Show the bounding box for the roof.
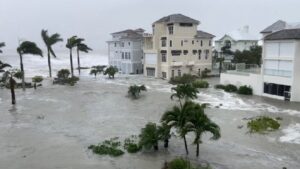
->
[111,28,144,39]
[217,26,258,41]
[196,30,215,39]
[111,28,144,35]
[264,29,300,40]
[154,14,199,24]
[260,20,287,33]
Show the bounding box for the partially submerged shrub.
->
[163,158,212,169]
[237,85,253,95]
[247,116,280,134]
[88,137,124,157]
[128,85,147,99]
[214,84,225,90]
[192,80,209,89]
[32,76,44,89]
[215,84,237,93]
[54,69,79,86]
[124,135,141,153]
[57,69,70,79]
[169,74,197,85]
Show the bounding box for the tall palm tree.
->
[139,122,160,151]
[161,101,195,155]
[66,36,82,77]
[76,41,92,74]
[186,103,221,157]
[0,60,11,72]
[17,41,43,91]
[0,42,5,53]
[41,29,63,78]
[171,84,199,107]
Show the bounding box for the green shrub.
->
[247,116,280,134]
[169,74,197,85]
[124,135,141,153]
[54,69,79,86]
[224,84,238,92]
[88,137,124,157]
[192,80,209,89]
[32,76,43,83]
[164,158,212,169]
[57,69,70,79]
[214,84,225,90]
[237,85,253,95]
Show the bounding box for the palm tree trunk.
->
[69,48,74,77]
[47,49,52,78]
[19,53,25,91]
[10,76,16,105]
[196,143,199,157]
[183,135,189,155]
[77,48,81,75]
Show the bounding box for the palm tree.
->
[0,42,5,53]
[158,123,171,148]
[104,66,118,79]
[76,41,92,74]
[1,69,22,105]
[0,60,11,72]
[186,103,221,157]
[66,36,82,77]
[171,84,199,107]
[41,29,63,78]
[89,65,106,78]
[139,122,160,151]
[17,41,43,91]
[128,85,147,99]
[161,101,195,155]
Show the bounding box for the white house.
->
[107,29,144,74]
[220,21,300,102]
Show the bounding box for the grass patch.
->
[88,137,124,157]
[162,158,212,169]
[124,135,141,153]
[247,116,280,134]
[237,85,253,95]
[192,80,209,89]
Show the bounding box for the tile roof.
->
[154,14,199,24]
[260,20,287,33]
[264,29,300,40]
[196,30,215,39]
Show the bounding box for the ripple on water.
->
[280,123,300,144]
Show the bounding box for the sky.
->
[1,0,300,54]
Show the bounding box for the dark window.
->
[162,72,167,78]
[128,52,131,59]
[264,83,291,97]
[122,52,124,59]
[193,50,197,55]
[181,40,183,46]
[171,50,182,56]
[209,40,212,46]
[162,53,167,62]
[161,37,167,47]
[178,70,181,77]
[201,40,203,46]
[114,43,117,47]
[128,42,131,46]
[172,70,175,77]
[170,40,172,47]
[192,40,194,45]
[198,50,202,60]
[168,25,174,35]
[205,50,209,59]
[183,50,188,55]
[146,68,155,77]
[198,69,201,76]
[179,23,193,27]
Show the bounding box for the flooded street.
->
[0,54,300,169]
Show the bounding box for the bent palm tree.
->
[0,61,11,72]
[171,84,199,107]
[66,36,82,77]
[186,103,220,157]
[76,40,92,74]
[161,101,195,155]
[0,42,5,53]
[41,29,63,78]
[104,66,118,79]
[17,41,43,91]
[89,65,106,78]
[139,122,160,151]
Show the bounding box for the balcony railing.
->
[264,69,292,78]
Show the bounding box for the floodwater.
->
[0,53,300,169]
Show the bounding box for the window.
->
[172,70,175,77]
[179,23,193,27]
[192,40,194,45]
[192,50,197,55]
[125,52,128,59]
[128,52,131,59]
[161,37,167,47]
[178,70,181,77]
[146,68,155,77]
[168,25,174,35]
[183,50,188,55]
[170,40,172,47]
[209,40,212,46]
[225,40,231,48]
[205,50,209,59]
[198,69,201,76]
[162,72,167,78]
[162,53,167,62]
[264,83,291,97]
[128,42,131,46]
[114,43,117,47]
[198,50,202,60]
[201,40,203,46]
[171,50,182,56]
[181,40,183,46]
[122,52,124,59]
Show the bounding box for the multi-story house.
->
[107,28,144,74]
[143,14,215,80]
[220,21,300,102]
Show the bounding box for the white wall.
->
[220,72,263,95]
[145,53,157,65]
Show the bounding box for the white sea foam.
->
[280,123,300,144]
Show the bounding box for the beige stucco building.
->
[143,14,215,80]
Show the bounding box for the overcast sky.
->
[1,0,300,53]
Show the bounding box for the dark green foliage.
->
[192,80,209,89]
[0,42,5,53]
[171,84,199,102]
[215,84,237,93]
[90,65,106,77]
[104,66,118,79]
[169,74,197,85]
[57,69,70,79]
[17,41,43,57]
[54,69,79,86]
[0,60,11,72]
[200,69,211,79]
[32,76,43,83]
[247,116,280,134]
[214,84,225,90]
[128,84,147,99]
[163,158,212,169]
[139,122,160,150]
[13,70,23,79]
[88,137,124,157]
[233,46,262,65]
[237,85,253,95]
[124,135,141,153]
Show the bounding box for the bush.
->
[224,84,237,92]
[57,69,70,79]
[124,135,141,153]
[214,84,225,90]
[163,158,212,169]
[54,69,79,86]
[88,137,124,157]
[32,76,43,83]
[192,80,209,89]
[169,74,197,85]
[237,85,253,95]
[247,116,280,134]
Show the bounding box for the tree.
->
[104,66,118,79]
[233,45,262,66]
[17,41,43,91]
[128,85,147,99]
[32,76,43,89]
[0,42,5,53]
[0,60,11,73]
[161,101,196,155]
[66,36,82,77]
[158,123,171,148]
[139,122,160,151]
[76,40,92,74]
[186,103,220,157]
[41,29,63,78]
[2,69,22,105]
[170,84,199,107]
[89,65,106,78]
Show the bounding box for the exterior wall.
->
[291,40,300,101]
[108,37,143,74]
[215,35,257,52]
[220,72,263,95]
[144,21,213,80]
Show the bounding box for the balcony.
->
[171,61,184,67]
[264,69,292,78]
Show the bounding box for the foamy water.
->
[280,124,300,144]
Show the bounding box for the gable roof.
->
[110,28,145,39]
[264,29,300,40]
[217,26,258,41]
[196,30,215,39]
[111,28,144,35]
[260,20,287,33]
[154,14,200,24]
